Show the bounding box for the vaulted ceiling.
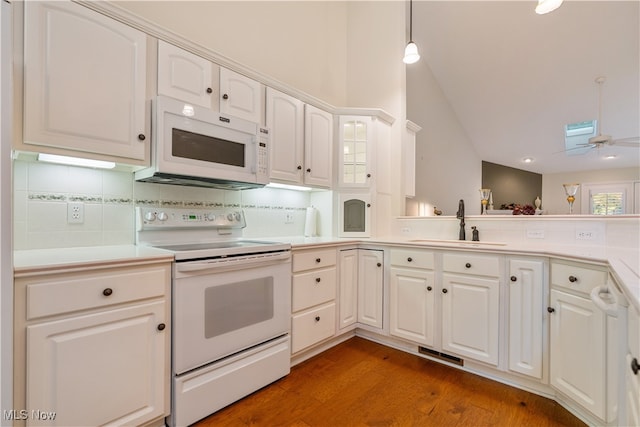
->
[410,1,639,174]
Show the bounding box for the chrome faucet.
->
[456,199,465,240]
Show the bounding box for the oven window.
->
[172,128,245,167]
[204,277,274,338]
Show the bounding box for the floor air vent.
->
[418,346,463,366]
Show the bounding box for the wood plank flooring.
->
[194,337,586,427]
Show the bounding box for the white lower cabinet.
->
[338,249,358,330]
[357,249,384,329]
[390,267,435,346]
[389,249,436,346]
[549,260,610,422]
[549,289,606,419]
[441,252,500,366]
[291,248,337,354]
[14,262,171,427]
[441,273,500,366]
[27,301,166,426]
[625,304,640,426]
[338,248,384,331]
[507,258,545,379]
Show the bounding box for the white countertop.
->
[284,236,640,313]
[13,238,639,312]
[14,245,174,276]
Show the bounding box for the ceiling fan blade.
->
[612,136,640,146]
[554,144,596,154]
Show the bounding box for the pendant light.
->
[535,0,563,15]
[403,0,420,64]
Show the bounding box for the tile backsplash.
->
[13,160,318,250]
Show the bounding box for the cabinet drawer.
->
[25,265,169,320]
[442,253,499,277]
[291,303,336,353]
[293,249,337,272]
[390,249,434,269]
[551,260,608,295]
[292,267,337,312]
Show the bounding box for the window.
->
[581,182,633,215]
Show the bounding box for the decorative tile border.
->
[132,198,307,211]
[27,192,308,211]
[28,193,133,205]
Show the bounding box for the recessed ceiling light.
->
[522,157,535,163]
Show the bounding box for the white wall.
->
[542,167,640,214]
[114,1,349,107]
[406,59,482,217]
[0,0,12,414]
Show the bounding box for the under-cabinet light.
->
[37,153,116,169]
[266,182,313,192]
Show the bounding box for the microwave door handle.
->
[176,252,290,274]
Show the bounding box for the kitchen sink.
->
[408,239,507,246]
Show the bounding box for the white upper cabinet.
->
[22,1,150,163]
[339,116,373,188]
[219,67,264,124]
[157,40,218,109]
[266,88,305,183]
[303,104,333,188]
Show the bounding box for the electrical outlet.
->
[526,229,545,239]
[67,202,84,224]
[576,230,595,240]
[285,212,294,224]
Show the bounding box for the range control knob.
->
[234,212,242,221]
[206,213,216,222]
[157,212,168,222]
[227,213,235,221]
[144,211,156,222]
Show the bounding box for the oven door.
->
[172,253,291,375]
[153,95,267,185]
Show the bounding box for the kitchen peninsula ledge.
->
[13,245,174,276]
[281,235,640,312]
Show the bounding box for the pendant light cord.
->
[409,0,414,42]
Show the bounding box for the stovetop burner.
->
[135,207,290,260]
[155,240,283,252]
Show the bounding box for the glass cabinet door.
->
[340,116,372,187]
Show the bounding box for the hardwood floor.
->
[194,337,586,427]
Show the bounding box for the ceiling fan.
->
[583,76,640,149]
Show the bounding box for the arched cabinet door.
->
[23,1,149,164]
[339,193,372,237]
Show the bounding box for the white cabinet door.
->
[23,1,149,162]
[549,289,606,420]
[338,249,358,330]
[626,353,640,427]
[219,67,263,123]
[157,40,218,109]
[26,301,167,427]
[508,259,544,379]
[304,105,333,188]
[390,267,435,346]
[441,273,500,366]
[357,249,383,329]
[266,88,305,184]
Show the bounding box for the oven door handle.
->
[175,251,291,274]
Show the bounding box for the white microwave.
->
[135,96,269,189]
